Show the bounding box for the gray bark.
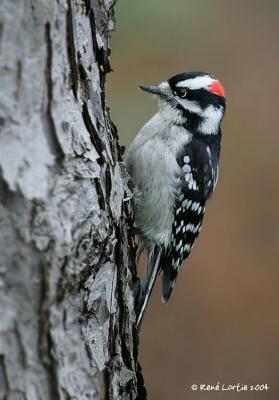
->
[0,1,145,399]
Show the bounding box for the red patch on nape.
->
[208,80,225,97]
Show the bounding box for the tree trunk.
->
[0,1,145,399]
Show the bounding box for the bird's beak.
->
[139,81,171,97]
[139,85,164,95]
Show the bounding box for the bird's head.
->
[140,71,226,134]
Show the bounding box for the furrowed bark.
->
[0,0,145,398]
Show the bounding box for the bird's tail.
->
[162,261,175,303]
[136,246,162,329]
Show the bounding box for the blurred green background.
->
[107,1,279,398]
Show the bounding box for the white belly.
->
[126,111,192,248]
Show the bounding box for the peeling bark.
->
[0,0,145,399]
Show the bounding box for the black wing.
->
[162,136,220,302]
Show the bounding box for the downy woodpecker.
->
[126,71,226,328]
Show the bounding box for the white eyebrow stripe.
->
[176,76,215,90]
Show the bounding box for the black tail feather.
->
[162,262,174,303]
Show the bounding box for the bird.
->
[125,71,226,328]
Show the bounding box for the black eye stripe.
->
[172,87,225,110]
[187,88,225,108]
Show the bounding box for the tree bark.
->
[0,1,145,399]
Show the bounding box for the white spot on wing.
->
[182,164,191,173]
[186,223,200,233]
[198,206,203,214]
[185,173,192,182]
[173,259,180,270]
[191,202,200,211]
[176,240,182,251]
[182,199,188,208]
[183,243,192,252]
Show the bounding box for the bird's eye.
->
[175,88,188,98]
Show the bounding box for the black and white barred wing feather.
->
[162,140,218,302]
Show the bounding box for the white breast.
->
[126,110,192,249]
